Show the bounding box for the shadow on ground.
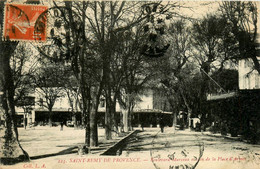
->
[124,130,234,152]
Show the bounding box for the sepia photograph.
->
[0,0,259,169]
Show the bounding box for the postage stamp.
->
[2,3,48,41]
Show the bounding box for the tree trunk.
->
[81,111,84,127]
[78,83,90,145]
[104,74,113,139]
[105,97,112,140]
[81,87,90,146]
[23,108,27,130]
[0,42,30,164]
[23,117,26,130]
[89,101,98,147]
[172,112,177,133]
[122,109,128,132]
[66,90,78,129]
[121,101,133,132]
[70,99,77,129]
[48,110,52,127]
[199,62,210,127]
[111,100,118,136]
[72,113,77,129]
[179,86,192,129]
[128,109,133,131]
[89,82,102,147]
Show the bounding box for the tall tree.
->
[220,1,259,74]
[192,14,235,127]
[0,0,34,164]
[11,44,38,105]
[148,20,193,128]
[11,44,38,129]
[35,1,186,145]
[117,26,154,132]
[34,62,67,127]
[63,76,80,129]
[36,1,91,145]
[84,1,147,140]
[90,1,178,136]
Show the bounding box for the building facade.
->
[15,88,173,128]
[238,57,260,89]
[206,36,260,142]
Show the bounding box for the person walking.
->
[60,121,64,131]
[141,121,144,131]
[159,116,164,133]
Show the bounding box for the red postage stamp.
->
[3,3,48,41]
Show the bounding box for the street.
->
[123,127,260,169]
[1,126,260,169]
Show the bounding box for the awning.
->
[133,109,172,114]
[207,92,237,101]
[133,109,162,113]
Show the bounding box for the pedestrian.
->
[60,121,63,131]
[141,122,144,131]
[159,116,164,133]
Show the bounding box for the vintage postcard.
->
[0,0,259,169]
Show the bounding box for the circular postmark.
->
[150,128,204,169]
[35,5,82,61]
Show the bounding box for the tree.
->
[96,1,183,135]
[0,34,29,164]
[35,1,191,145]
[210,69,238,92]
[34,62,67,127]
[10,44,38,129]
[36,1,92,145]
[0,0,35,164]
[11,44,36,103]
[116,26,153,132]
[192,14,236,127]
[83,1,148,140]
[63,76,80,129]
[147,19,194,129]
[220,1,259,74]
[81,1,184,139]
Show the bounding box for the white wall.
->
[134,89,153,110]
[34,88,71,111]
[239,58,260,90]
[34,87,155,113]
